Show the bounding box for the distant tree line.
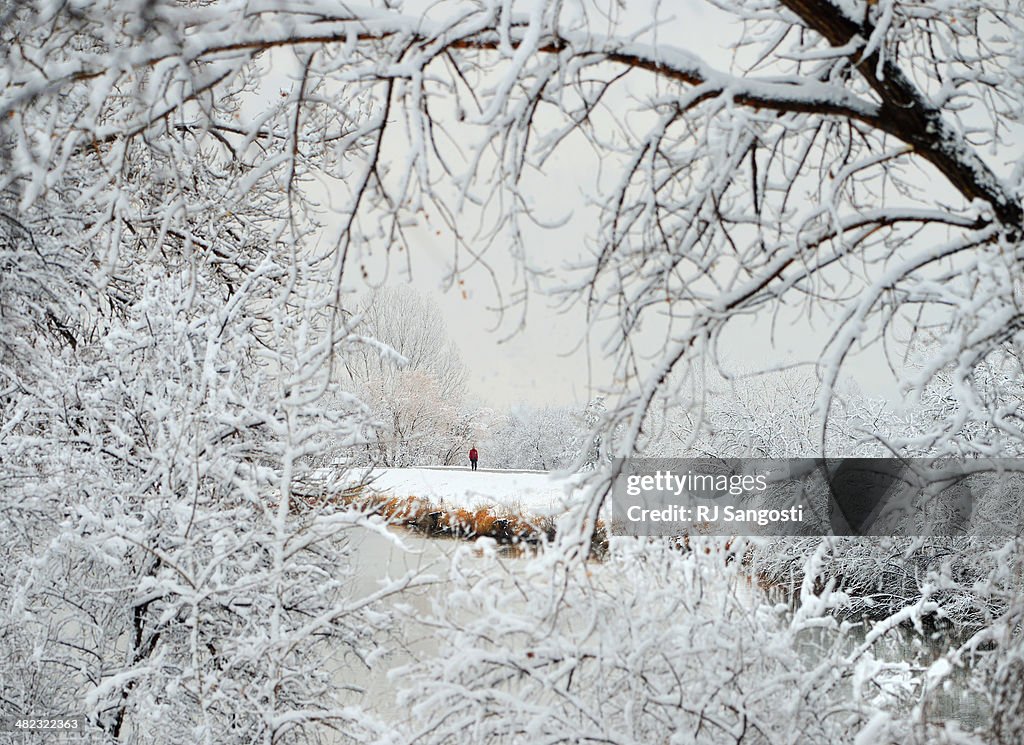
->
[334,286,1024,471]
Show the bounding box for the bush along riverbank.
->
[748,536,1011,638]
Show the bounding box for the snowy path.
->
[347,466,582,516]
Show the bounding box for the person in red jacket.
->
[469,447,479,471]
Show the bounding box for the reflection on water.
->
[337,528,990,733]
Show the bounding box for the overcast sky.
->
[329,0,909,410]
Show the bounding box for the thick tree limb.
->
[779,0,1024,234]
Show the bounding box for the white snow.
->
[349,466,581,515]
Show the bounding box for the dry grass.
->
[334,490,612,553]
[288,481,607,554]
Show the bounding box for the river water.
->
[336,527,989,735]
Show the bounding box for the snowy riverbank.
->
[349,466,582,515]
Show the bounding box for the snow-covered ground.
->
[348,466,582,516]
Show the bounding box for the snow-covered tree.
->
[0,5,429,740]
[0,257,419,742]
[641,367,885,458]
[487,404,579,470]
[894,342,1024,458]
[344,286,468,466]
[440,405,497,466]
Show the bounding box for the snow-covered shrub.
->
[0,270,415,743]
[751,537,1013,634]
[395,538,932,744]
